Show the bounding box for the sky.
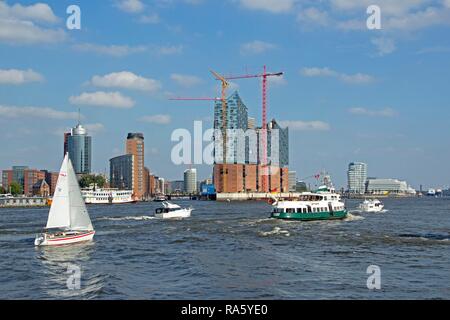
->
[0,0,450,189]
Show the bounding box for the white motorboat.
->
[358,199,384,213]
[35,154,95,246]
[155,201,192,219]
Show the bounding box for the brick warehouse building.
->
[213,91,290,193]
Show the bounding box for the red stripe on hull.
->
[47,231,95,242]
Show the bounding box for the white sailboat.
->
[35,154,95,246]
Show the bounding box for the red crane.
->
[223,65,284,192]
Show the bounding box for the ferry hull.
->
[271,210,347,221]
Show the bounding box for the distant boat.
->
[153,194,166,202]
[359,199,384,212]
[427,189,436,196]
[34,154,95,246]
[82,188,135,204]
[155,201,192,219]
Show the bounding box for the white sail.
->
[67,157,93,231]
[45,154,93,231]
[46,154,71,229]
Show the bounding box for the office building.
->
[347,162,367,194]
[184,168,198,194]
[63,132,71,157]
[1,170,13,191]
[67,124,92,175]
[23,169,45,196]
[366,178,416,195]
[126,133,145,199]
[170,180,185,193]
[110,154,134,191]
[288,171,297,192]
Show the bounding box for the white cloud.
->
[383,6,450,31]
[238,0,296,13]
[115,0,145,13]
[330,0,427,16]
[170,73,203,88]
[301,67,337,77]
[90,71,162,93]
[268,74,287,86]
[0,105,79,120]
[69,92,135,109]
[279,120,331,131]
[301,67,375,84]
[138,13,161,24]
[156,45,183,55]
[140,114,172,124]
[0,18,66,45]
[73,43,183,57]
[349,107,397,117]
[72,43,147,57]
[371,37,396,56]
[297,7,330,26]
[84,123,105,135]
[240,40,277,55]
[0,69,43,85]
[340,73,374,84]
[0,2,58,23]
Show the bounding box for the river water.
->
[0,197,449,299]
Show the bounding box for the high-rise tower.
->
[67,124,92,175]
[126,133,145,199]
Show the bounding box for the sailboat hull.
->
[35,231,95,246]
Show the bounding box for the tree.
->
[9,182,23,195]
[79,174,106,189]
[0,186,6,194]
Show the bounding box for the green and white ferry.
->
[270,186,347,221]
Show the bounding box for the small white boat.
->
[153,194,166,202]
[35,154,95,246]
[155,201,192,219]
[358,199,384,212]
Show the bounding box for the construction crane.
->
[209,70,232,193]
[222,65,283,192]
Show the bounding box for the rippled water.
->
[0,197,449,299]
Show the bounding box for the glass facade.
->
[110,154,134,190]
[67,124,92,175]
[347,162,368,194]
[214,91,249,164]
[267,120,289,168]
[12,166,28,189]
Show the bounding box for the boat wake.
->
[398,233,450,242]
[96,216,155,221]
[344,213,365,222]
[259,227,290,237]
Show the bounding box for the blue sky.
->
[0,0,449,189]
